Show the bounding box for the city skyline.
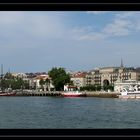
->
[1,11,140,73]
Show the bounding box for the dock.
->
[15,90,62,96]
[14,90,120,98]
[118,95,140,99]
[85,91,119,98]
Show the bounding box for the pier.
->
[15,90,62,97]
[85,91,119,98]
[14,90,120,98]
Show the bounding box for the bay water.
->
[0,96,140,128]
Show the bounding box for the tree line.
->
[0,68,114,91]
[0,72,29,91]
[80,85,114,91]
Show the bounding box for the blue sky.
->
[1,11,140,73]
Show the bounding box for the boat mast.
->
[121,58,124,68]
[1,64,3,78]
[0,64,3,91]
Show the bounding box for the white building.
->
[114,79,140,93]
[64,85,78,91]
[71,72,87,88]
[12,73,27,78]
[29,74,54,91]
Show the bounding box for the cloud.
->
[74,31,106,41]
[103,18,132,36]
[87,11,108,14]
[0,11,67,48]
[0,12,22,24]
[72,26,94,34]
[73,12,140,41]
[115,12,137,19]
[103,12,140,37]
[2,11,139,43]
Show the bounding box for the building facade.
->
[29,74,54,91]
[70,72,87,89]
[85,66,140,87]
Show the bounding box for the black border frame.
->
[0,3,140,11]
[0,2,140,138]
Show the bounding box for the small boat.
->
[0,91,16,96]
[61,91,86,97]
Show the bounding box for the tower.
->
[119,59,124,82]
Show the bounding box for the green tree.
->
[48,67,70,91]
[4,72,14,79]
[39,79,45,90]
[0,74,30,91]
[45,78,50,91]
[96,85,102,91]
[103,84,114,91]
[80,85,102,91]
[24,81,30,89]
[108,84,114,91]
[0,79,8,91]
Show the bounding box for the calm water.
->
[0,96,140,128]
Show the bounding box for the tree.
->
[45,78,50,91]
[48,67,70,91]
[103,84,114,91]
[0,79,8,91]
[39,79,45,90]
[108,84,114,91]
[4,72,14,79]
[96,85,102,91]
[80,85,102,91]
[0,74,30,91]
[24,80,30,89]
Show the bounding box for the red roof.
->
[72,72,87,78]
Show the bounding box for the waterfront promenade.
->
[14,90,119,98]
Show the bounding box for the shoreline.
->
[85,91,119,98]
[13,90,120,98]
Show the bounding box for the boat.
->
[119,85,140,99]
[63,84,86,97]
[0,90,16,96]
[61,91,86,97]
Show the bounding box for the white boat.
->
[119,85,140,99]
[61,91,86,97]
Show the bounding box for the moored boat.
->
[63,84,86,97]
[61,91,86,97]
[0,91,16,96]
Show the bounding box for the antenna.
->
[0,64,3,92]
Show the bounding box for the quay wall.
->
[14,90,120,98]
[15,91,62,96]
[85,92,120,98]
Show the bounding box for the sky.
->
[1,11,140,73]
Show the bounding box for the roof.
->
[72,72,87,78]
[34,75,51,80]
